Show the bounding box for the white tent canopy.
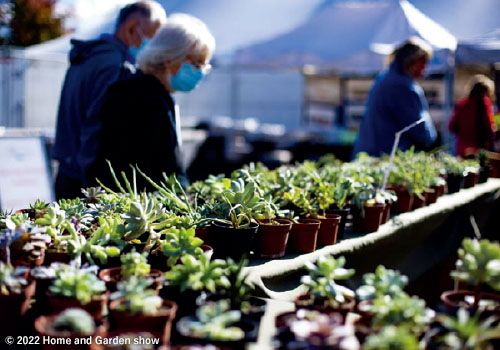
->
[235,0,457,75]
[456,28,500,65]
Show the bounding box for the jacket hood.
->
[69,36,126,64]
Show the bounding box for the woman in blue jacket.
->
[353,37,438,157]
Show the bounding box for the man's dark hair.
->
[115,1,152,30]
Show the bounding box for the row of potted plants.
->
[275,237,500,349]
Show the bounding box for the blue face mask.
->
[129,37,150,61]
[169,63,204,92]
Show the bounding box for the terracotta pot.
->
[195,227,212,246]
[315,214,341,247]
[440,290,500,315]
[381,201,393,224]
[327,207,350,241]
[47,292,109,321]
[99,267,163,292]
[287,219,321,254]
[411,194,426,209]
[427,186,440,204]
[294,293,355,320]
[255,219,292,258]
[352,204,385,233]
[489,152,500,178]
[109,299,178,345]
[0,280,36,335]
[464,172,479,188]
[446,173,464,194]
[211,221,259,260]
[387,186,414,213]
[12,247,46,268]
[34,313,107,350]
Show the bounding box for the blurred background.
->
[0,0,499,208]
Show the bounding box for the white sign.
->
[0,137,54,211]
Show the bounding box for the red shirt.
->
[449,96,496,157]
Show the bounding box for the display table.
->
[246,178,500,350]
[246,178,500,302]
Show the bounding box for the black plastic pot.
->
[327,207,350,241]
[211,221,259,260]
[446,173,464,194]
[478,165,490,183]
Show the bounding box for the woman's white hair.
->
[137,13,215,72]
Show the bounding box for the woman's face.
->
[165,51,211,92]
[409,56,427,79]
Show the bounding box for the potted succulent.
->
[356,265,409,315]
[34,308,107,350]
[213,258,266,321]
[163,253,230,317]
[463,160,481,188]
[47,264,108,320]
[18,198,50,220]
[328,179,352,241]
[286,216,321,254]
[99,249,162,291]
[0,262,34,333]
[1,219,50,267]
[207,179,261,260]
[423,308,500,350]
[176,299,258,347]
[109,277,177,345]
[297,255,356,317]
[369,292,435,336]
[152,227,205,270]
[478,149,491,183]
[441,154,467,194]
[254,195,292,259]
[351,183,386,233]
[441,238,500,313]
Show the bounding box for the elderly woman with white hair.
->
[84,14,215,190]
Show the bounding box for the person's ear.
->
[124,18,141,46]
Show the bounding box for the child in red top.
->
[449,74,497,157]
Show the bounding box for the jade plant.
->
[159,227,204,267]
[50,308,96,335]
[356,265,409,301]
[111,277,162,315]
[49,265,106,304]
[300,255,356,307]
[164,253,230,294]
[450,238,500,310]
[0,262,28,295]
[177,299,245,341]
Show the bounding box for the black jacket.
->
[84,71,187,192]
[52,35,134,180]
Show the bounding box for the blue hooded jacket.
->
[352,60,437,158]
[52,35,135,180]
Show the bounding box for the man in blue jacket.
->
[352,37,438,158]
[52,1,166,200]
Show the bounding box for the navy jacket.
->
[52,35,135,180]
[352,61,437,157]
[84,72,188,191]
